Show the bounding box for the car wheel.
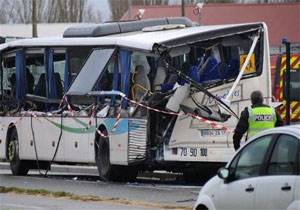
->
[196,204,208,210]
[8,128,29,176]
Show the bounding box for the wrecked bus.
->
[0,18,271,181]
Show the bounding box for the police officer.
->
[233,90,283,150]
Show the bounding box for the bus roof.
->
[0,22,264,53]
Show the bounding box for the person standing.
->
[233,90,283,150]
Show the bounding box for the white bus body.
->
[0,18,271,181]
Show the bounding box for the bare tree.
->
[109,0,169,21]
[13,0,32,23]
[46,0,59,23]
[0,0,101,24]
[32,0,38,37]
[179,0,235,3]
[132,0,169,5]
[109,0,128,21]
[45,0,101,23]
[0,0,10,23]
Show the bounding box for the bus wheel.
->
[95,130,137,182]
[7,128,29,176]
[96,133,116,181]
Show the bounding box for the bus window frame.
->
[23,47,67,98]
[164,30,264,90]
[0,48,23,113]
[66,46,95,84]
[67,47,116,96]
[24,47,47,97]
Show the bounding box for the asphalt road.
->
[0,193,156,210]
[0,163,201,209]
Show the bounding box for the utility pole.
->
[181,0,185,17]
[283,38,291,125]
[128,0,132,19]
[32,0,38,37]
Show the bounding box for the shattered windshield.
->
[166,29,263,88]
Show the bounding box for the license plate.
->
[200,129,226,137]
[179,147,208,157]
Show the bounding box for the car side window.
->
[267,135,299,175]
[233,135,272,180]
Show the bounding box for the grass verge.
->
[0,186,191,210]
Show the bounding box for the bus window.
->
[131,52,152,101]
[52,49,65,99]
[167,32,263,88]
[2,55,16,98]
[89,57,120,117]
[97,63,114,92]
[23,48,66,111]
[221,34,262,80]
[68,47,93,84]
[24,49,47,111]
[1,52,17,113]
[67,48,115,106]
[25,49,46,96]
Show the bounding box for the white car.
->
[194,125,300,210]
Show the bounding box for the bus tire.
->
[95,132,117,181]
[7,128,29,176]
[95,129,138,182]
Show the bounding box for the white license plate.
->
[200,129,226,137]
[179,147,208,157]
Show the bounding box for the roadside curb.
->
[0,162,98,175]
[0,162,10,170]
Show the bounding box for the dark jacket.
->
[233,104,283,150]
